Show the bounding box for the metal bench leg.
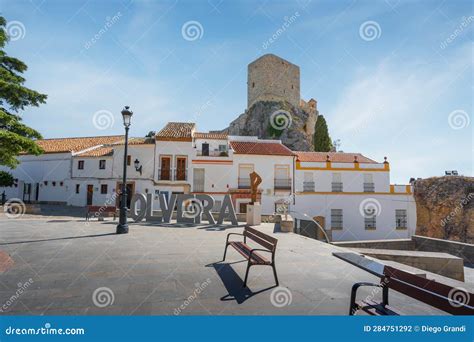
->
[272,263,279,286]
[222,243,229,261]
[243,261,252,288]
[349,283,361,315]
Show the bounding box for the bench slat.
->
[229,242,270,264]
[245,226,278,244]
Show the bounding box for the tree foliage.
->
[0,170,14,187]
[313,115,332,152]
[0,16,46,168]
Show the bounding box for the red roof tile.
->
[193,132,228,140]
[156,122,195,141]
[230,141,294,156]
[34,136,123,154]
[295,152,378,164]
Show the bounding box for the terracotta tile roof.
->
[111,137,155,145]
[75,147,114,157]
[230,141,294,156]
[156,122,195,141]
[193,132,228,140]
[34,135,123,154]
[295,152,378,164]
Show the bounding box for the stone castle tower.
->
[247,54,300,108]
[224,54,319,151]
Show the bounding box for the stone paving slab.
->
[0,217,469,315]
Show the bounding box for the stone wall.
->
[248,54,300,108]
[413,176,474,243]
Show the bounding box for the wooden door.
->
[176,157,186,180]
[87,185,93,205]
[161,157,171,180]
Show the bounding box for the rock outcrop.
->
[414,176,474,243]
[222,100,317,151]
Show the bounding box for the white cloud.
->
[328,43,472,182]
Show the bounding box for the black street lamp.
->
[116,106,133,234]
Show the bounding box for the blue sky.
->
[1,0,472,183]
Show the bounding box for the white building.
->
[0,122,415,242]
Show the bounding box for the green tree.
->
[0,170,14,187]
[313,115,332,152]
[0,16,46,168]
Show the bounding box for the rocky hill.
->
[221,100,317,151]
[414,176,474,243]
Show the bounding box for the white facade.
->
[0,122,416,242]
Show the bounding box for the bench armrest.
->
[350,282,388,315]
[225,233,244,244]
[249,248,273,261]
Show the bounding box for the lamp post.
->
[116,106,133,234]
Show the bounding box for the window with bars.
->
[395,209,407,229]
[331,209,343,230]
[365,216,376,230]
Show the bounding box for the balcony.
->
[303,181,315,192]
[363,182,375,192]
[174,169,187,181]
[238,177,250,189]
[158,169,187,181]
[274,178,292,191]
[158,169,172,181]
[196,150,229,157]
[331,182,343,192]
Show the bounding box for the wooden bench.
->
[85,206,117,221]
[333,252,474,315]
[223,226,279,288]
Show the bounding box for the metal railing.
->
[196,150,229,157]
[274,178,292,190]
[332,182,343,192]
[174,169,187,181]
[158,169,171,181]
[363,182,375,192]
[238,177,250,189]
[303,181,315,192]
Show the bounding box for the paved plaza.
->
[0,214,470,315]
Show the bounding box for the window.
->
[127,155,131,166]
[78,160,84,170]
[274,165,291,190]
[363,174,375,192]
[365,217,376,230]
[75,184,80,194]
[332,173,342,192]
[238,164,254,189]
[218,144,227,152]
[303,172,314,192]
[99,160,106,169]
[193,168,205,192]
[101,184,108,194]
[331,209,343,230]
[252,82,255,88]
[396,209,407,229]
